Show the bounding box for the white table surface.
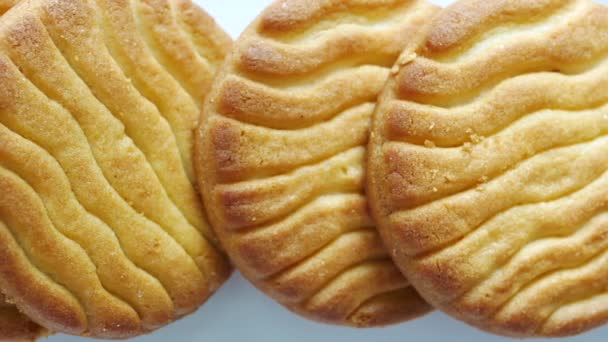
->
[47,0,608,341]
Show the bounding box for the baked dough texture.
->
[0,1,17,15]
[0,0,231,338]
[0,5,47,342]
[0,295,46,342]
[1,4,43,342]
[368,0,608,337]
[196,0,437,327]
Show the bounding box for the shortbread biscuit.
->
[195,0,437,327]
[369,0,608,337]
[0,0,231,338]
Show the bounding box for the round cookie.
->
[195,0,437,327]
[368,0,608,337]
[0,0,231,338]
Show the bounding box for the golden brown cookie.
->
[0,0,231,338]
[195,0,437,327]
[368,0,608,337]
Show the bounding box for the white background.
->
[48,0,608,341]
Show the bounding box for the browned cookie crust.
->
[196,0,437,327]
[0,4,39,341]
[369,0,608,337]
[0,294,47,342]
[0,4,48,342]
[0,0,231,338]
[1,4,42,342]
[0,1,17,15]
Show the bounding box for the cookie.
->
[0,0,231,338]
[368,0,608,337]
[195,0,437,327]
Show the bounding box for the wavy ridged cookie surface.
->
[369,0,608,337]
[195,0,437,327]
[0,0,231,338]
[0,4,47,342]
